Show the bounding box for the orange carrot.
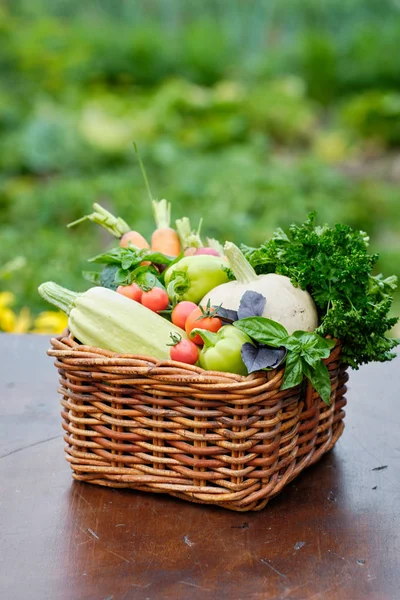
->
[120,231,150,249]
[133,143,180,257]
[151,199,181,256]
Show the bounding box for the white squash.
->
[202,242,318,334]
[38,282,187,359]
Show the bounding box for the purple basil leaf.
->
[212,305,238,323]
[238,290,266,320]
[241,343,287,374]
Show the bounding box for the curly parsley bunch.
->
[244,212,398,368]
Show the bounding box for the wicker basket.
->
[48,336,348,511]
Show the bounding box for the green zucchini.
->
[38,282,187,360]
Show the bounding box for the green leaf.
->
[114,268,131,285]
[82,271,102,285]
[284,331,334,361]
[291,331,332,350]
[132,269,159,291]
[325,338,336,350]
[141,252,175,265]
[88,248,126,265]
[121,253,137,270]
[281,351,303,390]
[233,317,288,347]
[246,214,398,369]
[280,336,302,352]
[303,361,332,405]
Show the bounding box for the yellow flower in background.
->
[0,291,15,308]
[11,307,32,333]
[0,292,20,332]
[0,292,32,333]
[32,311,68,334]
[0,307,18,332]
[0,291,66,334]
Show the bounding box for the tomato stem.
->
[167,332,182,346]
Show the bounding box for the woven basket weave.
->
[48,336,348,511]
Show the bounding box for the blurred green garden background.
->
[1,0,399,333]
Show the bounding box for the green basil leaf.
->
[88,248,126,265]
[325,338,336,350]
[281,351,303,390]
[292,331,332,352]
[134,271,158,291]
[233,317,288,347]
[303,361,332,405]
[121,254,138,270]
[280,336,302,352]
[302,351,323,368]
[114,268,131,285]
[128,265,160,291]
[141,251,175,265]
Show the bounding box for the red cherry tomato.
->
[171,301,198,329]
[141,287,169,313]
[170,338,199,365]
[185,306,223,345]
[116,283,143,303]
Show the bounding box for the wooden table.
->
[1,334,399,600]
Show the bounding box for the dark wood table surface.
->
[1,334,399,600]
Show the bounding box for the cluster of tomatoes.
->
[116,283,222,365]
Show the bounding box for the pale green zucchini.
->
[38,282,187,360]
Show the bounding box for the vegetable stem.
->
[38,282,79,315]
[224,242,257,284]
[133,142,154,203]
[176,217,203,249]
[191,328,218,348]
[152,199,171,230]
[206,238,224,255]
[68,203,130,237]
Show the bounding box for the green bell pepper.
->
[191,325,252,375]
[164,255,230,304]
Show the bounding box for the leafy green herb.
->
[234,316,335,404]
[243,212,398,368]
[303,361,332,405]
[85,246,173,292]
[83,265,119,290]
[241,342,287,374]
[234,316,288,347]
[237,290,266,319]
[281,350,303,390]
[89,247,173,267]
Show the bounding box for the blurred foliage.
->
[0,0,399,332]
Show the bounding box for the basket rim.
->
[48,333,342,386]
